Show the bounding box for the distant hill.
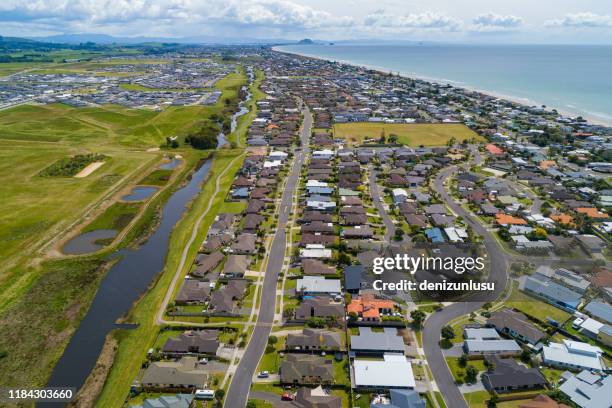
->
[297,38,314,45]
[29,33,300,45]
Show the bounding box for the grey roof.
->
[523,275,582,308]
[350,327,405,353]
[286,328,342,350]
[344,264,364,291]
[481,356,547,391]
[141,356,207,388]
[136,394,194,408]
[371,389,425,408]
[559,370,612,408]
[464,339,521,353]
[162,330,219,355]
[584,301,612,325]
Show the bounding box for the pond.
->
[62,229,118,255]
[121,186,159,202]
[159,158,181,170]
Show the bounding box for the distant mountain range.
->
[27,33,304,45]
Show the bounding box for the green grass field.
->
[332,122,483,147]
[0,62,250,395]
[445,357,487,382]
[504,282,571,324]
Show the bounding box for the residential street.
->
[422,161,509,408]
[224,103,311,408]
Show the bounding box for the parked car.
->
[257,371,269,378]
[281,392,294,401]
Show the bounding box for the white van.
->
[194,389,215,400]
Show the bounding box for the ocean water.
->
[276,44,612,125]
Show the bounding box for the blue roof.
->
[307,186,334,195]
[585,301,612,324]
[425,228,445,243]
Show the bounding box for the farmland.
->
[332,122,483,147]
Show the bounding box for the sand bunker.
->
[74,161,105,178]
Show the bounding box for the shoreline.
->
[272,46,612,127]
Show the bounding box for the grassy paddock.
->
[333,122,483,147]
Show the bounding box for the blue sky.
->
[1,0,612,44]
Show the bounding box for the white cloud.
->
[471,13,523,31]
[545,12,612,28]
[0,0,353,33]
[363,10,463,31]
[214,0,353,29]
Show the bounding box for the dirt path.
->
[155,152,245,325]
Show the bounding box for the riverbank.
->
[94,149,245,407]
[273,45,612,127]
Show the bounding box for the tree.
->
[268,335,278,345]
[393,228,405,241]
[458,354,468,367]
[410,310,426,330]
[441,325,455,341]
[520,349,532,364]
[215,389,225,401]
[465,365,478,383]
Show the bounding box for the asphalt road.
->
[368,166,396,242]
[422,163,509,408]
[224,103,311,408]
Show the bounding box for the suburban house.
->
[140,356,208,389]
[463,328,521,356]
[522,274,582,311]
[344,264,364,293]
[222,255,250,277]
[293,386,342,408]
[559,370,611,408]
[279,354,334,385]
[347,295,396,322]
[370,389,426,408]
[542,339,604,371]
[487,308,546,345]
[175,279,211,305]
[481,356,547,393]
[352,353,415,390]
[296,276,341,296]
[350,327,405,355]
[161,330,219,356]
[295,296,345,320]
[286,328,342,351]
[132,394,193,408]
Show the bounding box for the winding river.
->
[44,159,213,406]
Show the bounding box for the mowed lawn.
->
[333,122,483,147]
[504,282,571,324]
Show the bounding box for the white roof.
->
[543,341,603,371]
[392,188,408,196]
[578,318,604,335]
[306,179,329,187]
[353,353,415,388]
[299,248,332,259]
[464,328,500,340]
[465,339,521,353]
[263,160,283,168]
[296,276,340,293]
